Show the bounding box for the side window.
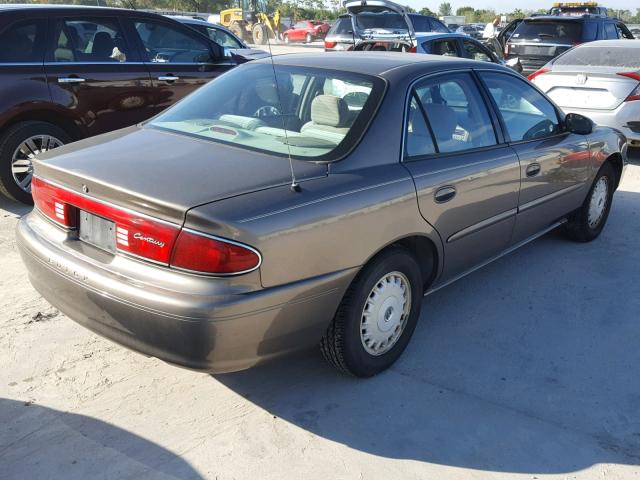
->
[53,18,128,63]
[604,23,618,39]
[481,72,560,142]
[333,18,352,35]
[616,23,634,39]
[135,21,213,63]
[409,73,497,155]
[294,22,307,29]
[429,19,449,33]
[405,95,436,158]
[0,19,45,63]
[462,40,492,62]
[431,39,459,57]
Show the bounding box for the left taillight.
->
[407,46,417,53]
[528,68,550,82]
[32,177,76,228]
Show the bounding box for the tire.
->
[564,162,615,242]
[321,247,424,377]
[305,33,313,44]
[283,33,289,44]
[252,23,268,45]
[0,121,70,204]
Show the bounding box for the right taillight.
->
[324,40,336,49]
[617,72,640,102]
[170,229,260,275]
[528,68,550,82]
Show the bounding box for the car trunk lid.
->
[344,0,414,44]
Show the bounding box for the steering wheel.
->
[523,119,554,141]
[254,105,281,117]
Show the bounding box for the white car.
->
[530,40,640,147]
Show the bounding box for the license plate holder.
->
[78,210,116,254]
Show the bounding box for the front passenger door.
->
[480,71,591,243]
[131,19,234,115]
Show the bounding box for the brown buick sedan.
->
[18,53,627,377]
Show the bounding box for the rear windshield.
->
[511,20,583,43]
[554,45,640,68]
[409,15,431,32]
[149,64,385,161]
[355,13,408,31]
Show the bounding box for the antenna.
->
[264,23,301,192]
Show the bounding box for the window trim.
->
[474,68,568,146]
[401,68,504,163]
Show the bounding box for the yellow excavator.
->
[220,0,281,45]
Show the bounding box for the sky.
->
[401,0,638,13]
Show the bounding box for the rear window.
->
[511,20,583,43]
[149,64,385,161]
[329,17,352,35]
[355,13,407,31]
[554,45,640,68]
[0,19,45,63]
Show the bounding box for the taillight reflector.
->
[617,72,640,102]
[617,71,640,82]
[324,40,336,49]
[528,68,550,81]
[31,177,261,275]
[170,229,260,275]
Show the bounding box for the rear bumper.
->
[562,104,640,145]
[17,212,357,373]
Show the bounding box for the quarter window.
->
[135,21,213,63]
[0,19,45,63]
[430,39,458,57]
[406,72,497,157]
[481,72,560,142]
[207,27,242,49]
[463,40,492,62]
[53,18,129,63]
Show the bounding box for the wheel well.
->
[2,111,83,142]
[379,236,438,293]
[606,153,623,189]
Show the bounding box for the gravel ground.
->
[1,151,639,479]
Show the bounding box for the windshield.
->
[554,45,640,68]
[149,64,385,160]
[355,13,408,31]
[511,20,583,43]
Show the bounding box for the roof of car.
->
[415,32,471,41]
[259,52,499,76]
[576,39,640,48]
[523,15,599,21]
[0,4,124,11]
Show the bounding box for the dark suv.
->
[499,14,634,76]
[0,5,246,203]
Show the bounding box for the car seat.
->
[423,103,462,152]
[91,31,116,60]
[300,95,351,145]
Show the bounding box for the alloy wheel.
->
[11,135,64,193]
[587,176,609,228]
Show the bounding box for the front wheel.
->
[321,247,424,377]
[564,162,615,242]
[305,33,313,44]
[0,121,70,204]
[283,33,289,44]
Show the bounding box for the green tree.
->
[419,6,435,16]
[456,6,475,22]
[438,2,452,17]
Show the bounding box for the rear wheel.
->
[564,162,615,242]
[321,247,424,377]
[305,33,313,43]
[0,121,70,204]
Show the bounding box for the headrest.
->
[424,103,457,142]
[92,32,115,57]
[311,95,349,128]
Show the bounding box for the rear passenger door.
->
[402,71,521,281]
[479,71,591,243]
[45,15,153,136]
[131,17,234,114]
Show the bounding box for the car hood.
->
[34,126,327,224]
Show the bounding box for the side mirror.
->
[565,113,593,135]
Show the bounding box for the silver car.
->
[531,40,640,147]
[17,53,627,377]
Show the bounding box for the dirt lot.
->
[1,149,640,479]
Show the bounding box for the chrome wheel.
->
[12,135,63,193]
[360,271,411,356]
[587,176,609,228]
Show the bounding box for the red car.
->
[283,20,330,44]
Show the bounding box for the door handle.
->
[58,77,85,84]
[434,186,456,203]
[158,75,180,82]
[526,163,541,177]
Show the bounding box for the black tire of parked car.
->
[321,247,423,377]
[305,33,313,44]
[564,162,616,242]
[0,121,71,204]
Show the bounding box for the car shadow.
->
[0,195,31,217]
[0,398,203,479]
[215,189,640,475]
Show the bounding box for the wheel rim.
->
[11,135,64,193]
[360,271,411,356]
[587,176,609,228]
